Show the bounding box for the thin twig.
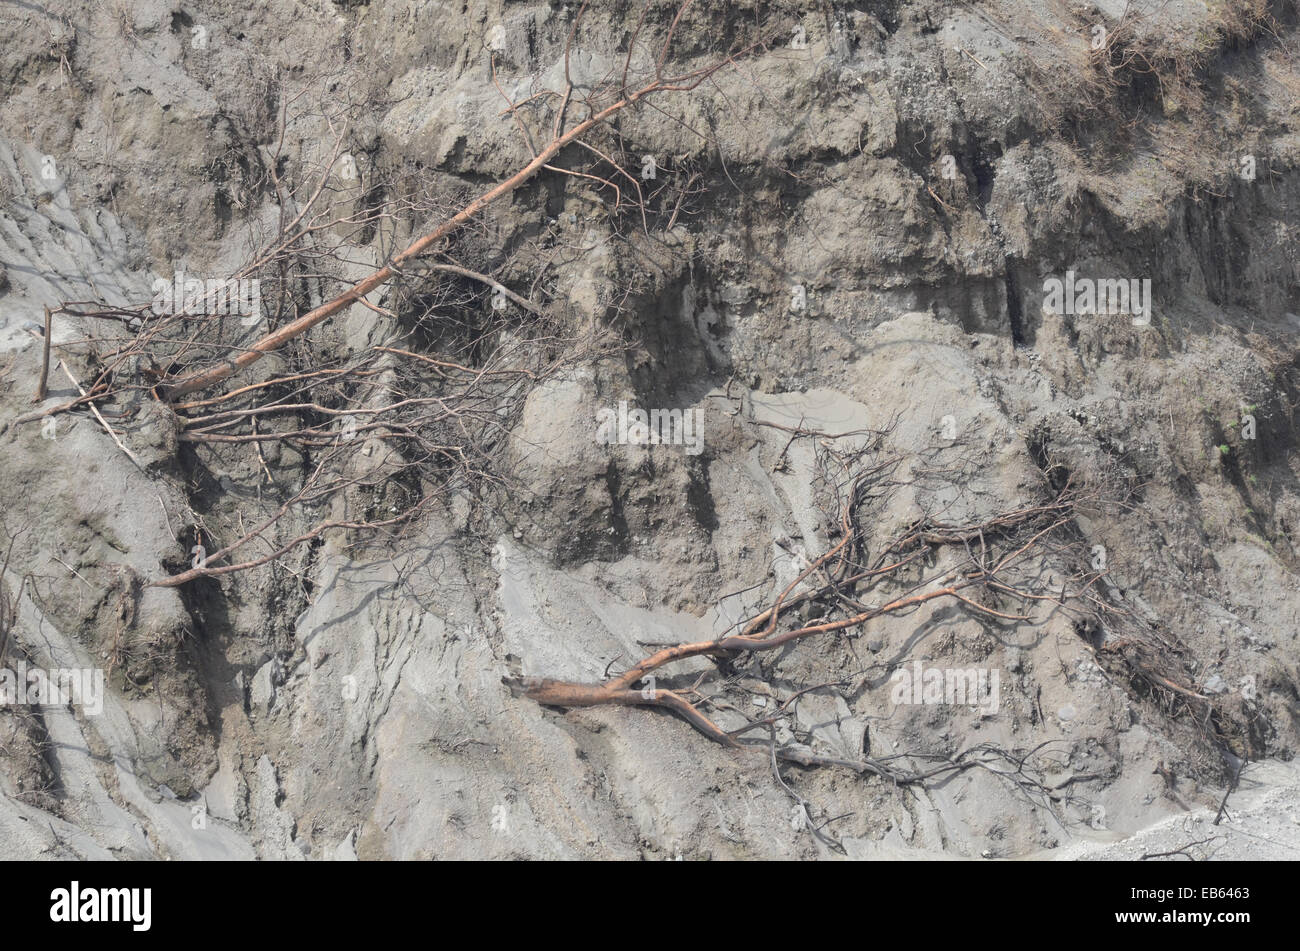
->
[58,360,144,470]
[33,305,51,403]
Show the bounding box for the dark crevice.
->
[1005,262,1025,346]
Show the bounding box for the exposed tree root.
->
[516,428,1111,841]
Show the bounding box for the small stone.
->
[250,660,280,715]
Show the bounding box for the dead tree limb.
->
[519,435,1093,795]
[160,11,772,400]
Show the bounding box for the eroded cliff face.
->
[0,0,1298,860]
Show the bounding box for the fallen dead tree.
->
[16,1,779,588]
[508,426,1111,843]
[512,425,1250,847]
[518,458,1094,780]
[159,2,770,401]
